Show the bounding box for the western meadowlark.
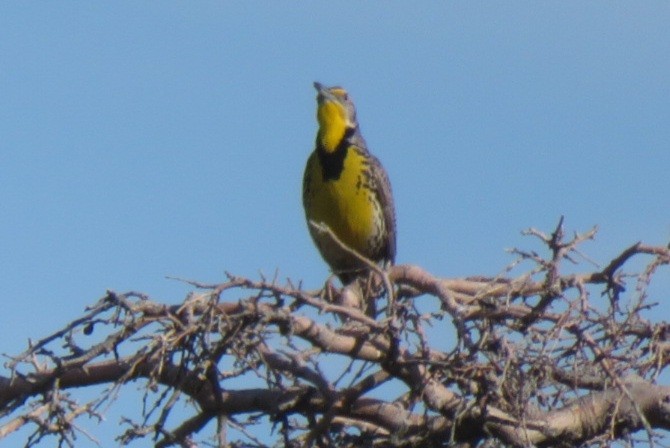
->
[302,82,396,287]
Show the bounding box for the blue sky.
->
[1,3,669,446]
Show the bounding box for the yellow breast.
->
[304,147,378,257]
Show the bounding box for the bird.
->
[302,82,396,293]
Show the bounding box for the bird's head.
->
[314,82,358,153]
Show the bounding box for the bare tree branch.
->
[1,223,669,447]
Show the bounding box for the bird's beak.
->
[314,82,333,104]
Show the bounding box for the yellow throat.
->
[316,88,350,153]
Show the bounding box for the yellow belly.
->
[304,148,379,268]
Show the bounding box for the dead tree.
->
[1,220,670,447]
